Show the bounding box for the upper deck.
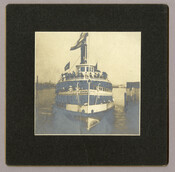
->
[60,64,108,82]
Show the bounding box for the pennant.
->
[94,63,98,71]
[64,62,70,71]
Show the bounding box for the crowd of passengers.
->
[59,85,111,92]
[61,71,108,81]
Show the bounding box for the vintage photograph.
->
[35,32,141,135]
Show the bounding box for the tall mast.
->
[80,38,87,64]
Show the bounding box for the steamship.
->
[55,33,114,115]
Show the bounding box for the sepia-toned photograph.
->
[35,32,141,135]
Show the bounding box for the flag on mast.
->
[64,62,70,71]
[70,33,88,50]
[94,63,98,71]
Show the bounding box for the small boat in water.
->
[55,33,114,115]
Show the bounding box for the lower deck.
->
[56,79,114,113]
[56,93,113,105]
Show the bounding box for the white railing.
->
[60,77,109,83]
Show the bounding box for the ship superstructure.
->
[56,33,114,114]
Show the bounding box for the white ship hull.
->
[66,101,114,114]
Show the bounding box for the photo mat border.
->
[6,4,168,165]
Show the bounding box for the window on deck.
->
[81,67,85,72]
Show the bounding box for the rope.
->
[68,55,80,73]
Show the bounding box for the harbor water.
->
[35,88,140,135]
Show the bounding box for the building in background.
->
[126,82,140,102]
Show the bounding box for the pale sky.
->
[35,32,141,85]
